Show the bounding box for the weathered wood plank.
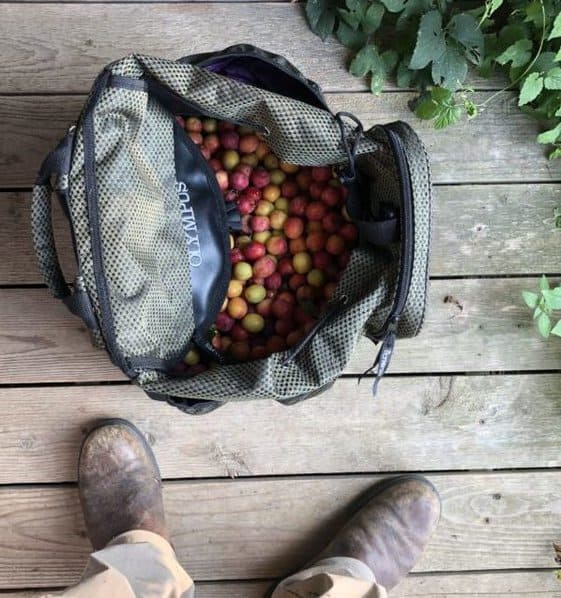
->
[7,571,561,596]
[0,472,558,587]
[2,93,560,188]
[0,279,558,383]
[0,374,560,483]
[3,184,560,284]
[0,3,503,94]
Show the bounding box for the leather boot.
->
[314,474,441,589]
[78,418,169,550]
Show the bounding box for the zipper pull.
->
[371,330,396,396]
[282,294,348,365]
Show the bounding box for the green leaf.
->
[550,319,561,336]
[537,122,561,144]
[556,48,561,62]
[382,49,399,72]
[431,86,453,102]
[434,103,462,129]
[305,0,326,29]
[538,311,552,337]
[370,70,386,94]
[337,8,361,29]
[495,39,533,68]
[545,67,561,90]
[362,2,385,34]
[518,72,544,105]
[550,147,561,160]
[534,306,542,319]
[380,0,406,12]
[409,10,446,70]
[349,44,380,77]
[540,274,550,291]
[336,21,367,49]
[524,0,544,27]
[432,44,468,90]
[548,11,561,39]
[396,60,413,87]
[542,289,561,310]
[447,13,485,64]
[522,291,539,308]
[415,98,440,119]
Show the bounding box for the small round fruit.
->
[270,210,288,230]
[289,238,307,255]
[245,284,267,304]
[183,348,200,366]
[266,335,287,354]
[239,134,260,154]
[306,201,327,221]
[228,279,244,298]
[296,168,312,190]
[253,231,272,244]
[251,345,269,360]
[269,169,286,185]
[231,323,249,342]
[223,149,240,171]
[230,341,250,361]
[243,187,262,203]
[255,200,275,216]
[215,312,234,332]
[275,318,295,336]
[278,290,296,305]
[215,170,229,191]
[242,313,265,333]
[221,336,232,351]
[251,216,270,233]
[211,334,223,351]
[251,168,270,189]
[296,285,315,303]
[256,298,273,317]
[188,131,203,145]
[228,296,249,319]
[230,171,249,191]
[241,153,259,167]
[201,147,212,160]
[286,329,304,347]
[204,134,220,154]
[322,211,344,234]
[307,268,325,288]
[263,153,279,170]
[306,231,327,252]
[278,257,294,276]
[272,299,294,320]
[243,241,267,261]
[230,248,244,264]
[288,273,307,291]
[320,186,341,207]
[283,217,304,240]
[237,235,252,248]
[185,117,202,132]
[293,251,312,274]
[289,196,307,217]
[295,305,314,325]
[265,272,282,290]
[234,261,253,281]
[209,158,222,172]
[326,234,346,256]
[262,184,281,203]
[253,255,276,278]
[218,120,236,132]
[274,197,289,213]
[311,166,332,182]
[280,161,299,174]
[313,251,332,270]
[220,131,240,150]
[255,141,270,160]
[266,235,288,256]
[202,118,217,133]
[340,222,359,242]
[281,180,299,198]
[324,282,337,300]
[237,196,254,214]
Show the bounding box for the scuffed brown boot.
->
[314,474,441,589]
[78,419,169,550]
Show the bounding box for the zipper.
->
[282,294,349,365]
[367,127,415,393]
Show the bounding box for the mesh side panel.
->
[70,86,195,362]
[111,54,380,167]
[137,244,393,402]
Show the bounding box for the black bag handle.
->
[31,133,100,331]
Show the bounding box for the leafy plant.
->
[523,275,561,337]
[304,0,561,157]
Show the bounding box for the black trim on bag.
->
[82,69,134,376]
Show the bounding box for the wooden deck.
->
[1,3,561,596]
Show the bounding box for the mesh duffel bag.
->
[32,45,432,415]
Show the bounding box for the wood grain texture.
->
[3,93,561,188]
[0,3,504,94]
[3,184,561,283]
[7,571,561,596]
[0,472,558,588]
[0,374,560,483]
[1,278,559,383]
